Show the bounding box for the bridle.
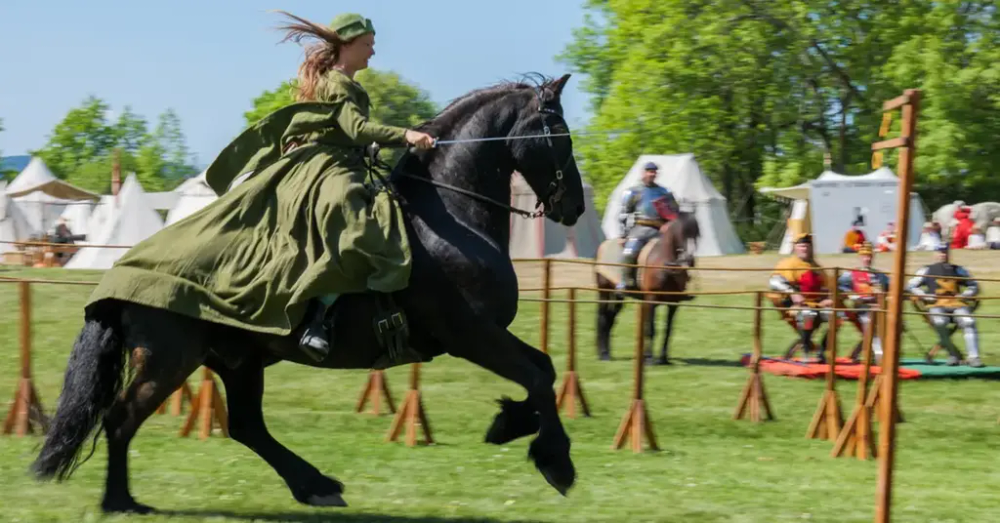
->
[381,87,572,219]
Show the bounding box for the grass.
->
[2,251,1000,522]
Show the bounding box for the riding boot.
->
[299,299,330,362]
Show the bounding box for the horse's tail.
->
[32,300,128,482]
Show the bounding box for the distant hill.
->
[1,155,31,175]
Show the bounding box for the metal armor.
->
[617,184,678,288]
[906,262,980,362]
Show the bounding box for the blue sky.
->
[0,0,591,167]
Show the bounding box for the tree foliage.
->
[560,0,1000,238]
[30,97,197,193]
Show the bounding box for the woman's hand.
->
[405,130,436,150]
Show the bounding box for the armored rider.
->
[905,243,983,367]
[616,161,679,294]
[769,233,834,362]
[837,241,889,361]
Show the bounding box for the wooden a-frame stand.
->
[734,292,774,422]
[356,370,396,416]
[157,381,194,416]
[557,289,590,418]
[612,299,658,452]
[386,363,433,446]
[805,270,844,441]
[179,367,228,440]
[832,298,882,460]
[2,281,49,437]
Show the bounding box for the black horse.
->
[31,74,585,514]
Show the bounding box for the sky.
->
[0,0,592,167]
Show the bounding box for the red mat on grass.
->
[738,355,922,380]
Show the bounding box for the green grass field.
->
[2,252,999,522]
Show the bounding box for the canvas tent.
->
[65,174,163,270]
[508,172,604,258]
[0,182,33,254]
[5,157,99,235]
[165,170,218,226]
[759,167,927,254]
[600,154,744,256]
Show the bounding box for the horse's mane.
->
[414,73,561,137]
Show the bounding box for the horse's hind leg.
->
[208,352,346,508]
[596,276,623,360]
[102,307,207,514]
[656,303,679,365]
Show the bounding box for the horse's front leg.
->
[656,303,679,365]
[402,288,574,495]
[643,302,657,363]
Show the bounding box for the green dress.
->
[84,69,412,336]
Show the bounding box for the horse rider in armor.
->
[837,241,888,361]
[616,161,680,294]
[770,233,834,362]
[906,243,983,367]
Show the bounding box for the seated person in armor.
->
[906,244,983,367]
[837,241,888,360]
[616,161,679,293]
[769,233,833,361]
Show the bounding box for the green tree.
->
[245,70,438,162]
[31,98,198,193]
[560,0,1000,236]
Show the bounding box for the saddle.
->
[320,293,427,370]
[595,238,661,289]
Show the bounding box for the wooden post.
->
[866,301,904,425]
[734,292,774,422]
[179,367,228,440]
[612,296,658,452]
[557,288,590,418]
[806,268,843,441]
[540,258,552,354]
[2,281,49,436]
[875,89,920,523]
[832,296,881,460]
[157,382,194,416]
[356,370,396,416]
[386,363,433,446]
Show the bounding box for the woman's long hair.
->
[274,11,348,102]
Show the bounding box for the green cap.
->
[328,13,375,40]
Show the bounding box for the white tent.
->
[165,171,218,226]
[508,172,604,258]
[57,200,95,238]
[759,167,927,255]
[65,174,164,270]
[0,182,33,254]
[5,157,99,234]
[601,154,744,256]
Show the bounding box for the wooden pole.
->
[832,294,880,460]
[540,258,552,354]
[557,288,590,418]
[157,382,194,416]
[612,296,657,452]
[356,370,396,416]
[806,268,843,441]
[876,88,920,523]
[179,367,228,440]
[734,292,774,422]
[2,281,49,436]
[386,363,433,446]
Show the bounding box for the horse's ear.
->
[551,74,572,97]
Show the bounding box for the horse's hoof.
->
[598,353,611,361]
[101,498,155,515]
[528,436,575,496]
[306,493,348,507]
[484,397,539,445]
[653,357,671,366]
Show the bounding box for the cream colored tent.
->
[759,167,926,254]
[6,157,99,234]
[508,172,604,258]
[0,182,32,254]
[65,174,164,269]
[165,171,217,226]
[601,154,744,256]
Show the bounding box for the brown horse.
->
[595,212,700,364]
